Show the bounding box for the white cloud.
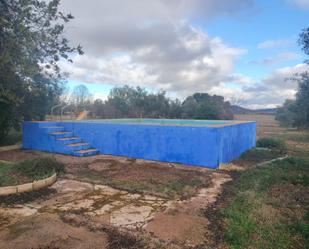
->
[257,39,294,49]
[60,55,157,86]
[286,0,309,10]
[93,92,108,101]
[62,32,246,97]
[58,0,308,109]
[59,0,249,97]
[249,51,299,65]
[262,63,309,88]
[204,63,309,109]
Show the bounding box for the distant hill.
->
[231,105,278,115]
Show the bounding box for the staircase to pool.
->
[41,126,99,157]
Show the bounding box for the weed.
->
[288,210,309,249]
[257,137,286,151]
[106,228,145,249]
[223,157,309,249]
[0,157,65,187]
[239,148,282,164]
[279,133,309,143]
[76,166,209,199]
[224,195,256,248]
[0,129,22,146]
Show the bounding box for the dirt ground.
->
[0,114,303,249]
[0,147,230,248]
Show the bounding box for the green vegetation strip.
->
[256,137,286,152]
[76,168,208,200]
[0,157,64,187]
[223,157,309,249]
[0,129,22,147]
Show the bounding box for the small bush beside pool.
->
[256,137,286,152]
[0,157,64,187]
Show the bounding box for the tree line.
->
[61,84,234,120]
[276,27,309,129]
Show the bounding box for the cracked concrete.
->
[0,179,171,229]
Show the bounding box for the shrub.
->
[257,137,286,151]
[0,157,65,186]
[15,157,65,180]
[240,148,282,163]
[0,129,22,146]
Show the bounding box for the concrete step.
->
[49,131,73,139]
[56,137,82,145]
[73,148,99,157]
[67,142,90,151]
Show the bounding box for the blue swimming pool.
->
[23,119,256,168]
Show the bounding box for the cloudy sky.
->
[59,0,309,109]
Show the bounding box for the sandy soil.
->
[0,213,109,249]
[0,173,231,248]
[145,172,231,247]
[0,148,228,248]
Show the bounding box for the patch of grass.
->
[237,157,309,192]
[0,162,15,186]
[15,157,65,180]
[257,137,286,152]
[239,148,283,164]
[0,129,22,146]
[224,195,256,248]
[77,168,207,199]
[223,157,309,249]
[109,178,202,199]
[156,179,201,199]
[0,157,64,187]
[278,133,309,143]
[289,210,309,249]
[285,145,309,159]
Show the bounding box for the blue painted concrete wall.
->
[22,121,79,155]
[23,120,256,168]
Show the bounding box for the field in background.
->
[236,114,309,159]
[235,114,285,138]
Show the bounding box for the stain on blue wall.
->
[23,120,256,168]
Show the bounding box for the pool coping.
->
[0,173,57,196]
[29,119,256,128]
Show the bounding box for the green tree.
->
[90,85,233,120]
[107,85,134,117]
[294,73,309,128]
[299,26,309,63]
[71,84,92,107]
[0,0,82,140]
[168,99,182,118]
[144,91,169,118]
[275,99,298,127]
[182,93,233,120]
[276,26,309,128]
[92,99,105,118]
